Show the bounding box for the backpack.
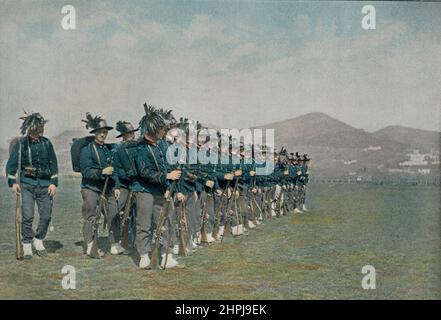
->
[117,139,139,178]
[70,136,94,172]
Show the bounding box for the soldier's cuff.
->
[114,178,120,189]
[8,174,17,187]
[97,171,104,180]
[50,174,58,187]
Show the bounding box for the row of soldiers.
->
[6,106,310,268]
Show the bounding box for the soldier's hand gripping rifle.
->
[120,189,133,250]
[150,181,176,270]
[15,143,24,260]
[89,175,110,259]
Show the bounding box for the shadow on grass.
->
[74,237,111,253]
[74,238,139,264]
[44,240,63,253]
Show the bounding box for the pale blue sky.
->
[1,0,440,146]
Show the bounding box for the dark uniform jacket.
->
[296,164,308,185]
[132,138,169,195]
[80,141,119,193]
[114,139,139,190]
[215,155,234,190]
[6,136,58,187]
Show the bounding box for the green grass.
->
[0,178,439,299]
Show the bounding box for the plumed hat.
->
[82,113,113,133]
[158,108,177,127]
[19,111,48,135]
[116,120,139,138]
[139,103,166,135]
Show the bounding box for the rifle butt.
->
[200,224,208,244]
[89,236,100,259]
[150,247,159,270]
[121,225,129,250]
[15,195,24,260]
[120,191,133,250]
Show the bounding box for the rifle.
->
[15,142,23,260]
[268,185,276,218]
[89,176,110,259]
[200,190,212,244]
[120,189,133,250]
[174,163,192,257]
[162,191,179,269]
[211,180,230,239]
[150,182,176,270]
[248,162,259,225]
[177,199,190,256]
[221,173,240,242]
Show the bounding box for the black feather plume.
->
[116,120,129,133]
[82,112,102,130]
[139,103,165,135]
[19,110,48,135]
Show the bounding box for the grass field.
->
[0,177,439,299]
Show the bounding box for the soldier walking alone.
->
[6,112,58,259]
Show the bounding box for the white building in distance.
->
[399,150,429,167]
[363,146,382,151]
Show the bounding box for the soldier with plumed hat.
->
[297,154,311,212]
[79,113,123,258]
[132,103,182,269]
[6,111,58,259]
[113,120,140,250]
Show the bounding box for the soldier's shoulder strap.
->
[8,136,26,156]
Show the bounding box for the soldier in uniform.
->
[197,137,218,244]
[298,154,311,212]
[6,112,58,259]
[211,140,234,240]
[79,113,123,257]
[236,144,255,232]
[157,109,184,256]
[132,105,182,269]
[293,152,305,213]
[224,144,243,236]
[176,121,202,249]
[114,120,139,249]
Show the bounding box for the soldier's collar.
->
[144,136,157,146]
[28,134,42,142]
[94,140,105,147]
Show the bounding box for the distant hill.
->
[257,112,408,152]
[254,112,438,176]
[1,113,439,178]
[372,126,440,154]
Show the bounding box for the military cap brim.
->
[90,126,114,133]
[116,127,139,138]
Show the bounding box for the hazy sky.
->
[0,0,440,147]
